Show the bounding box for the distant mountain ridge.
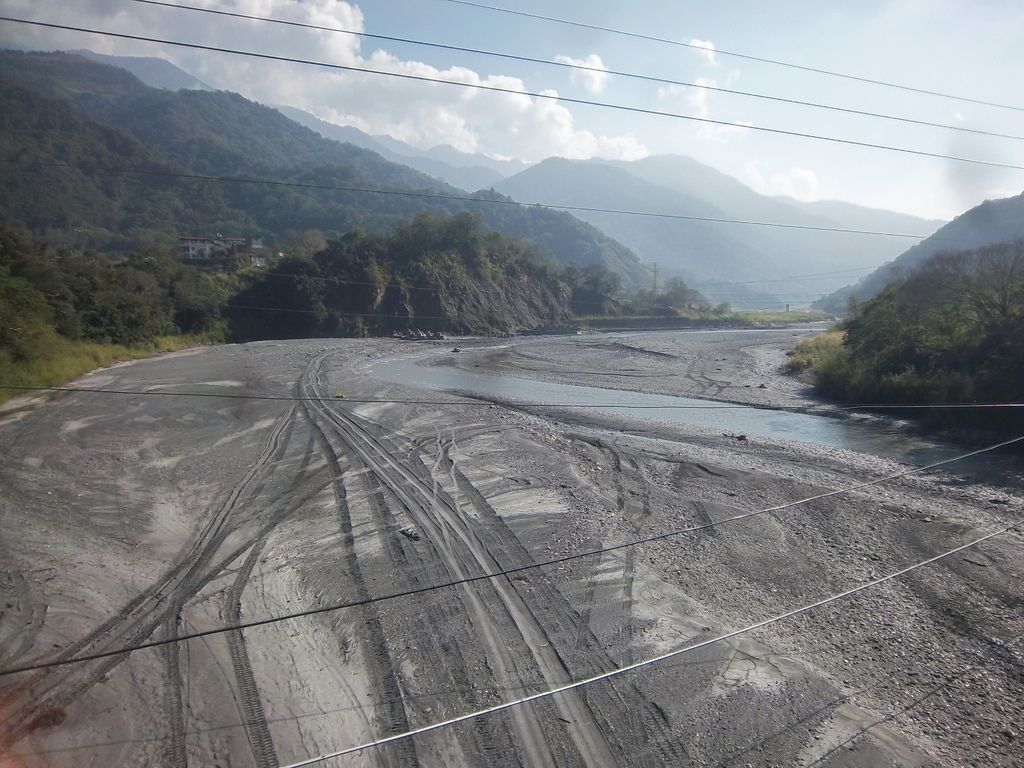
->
[69,50,213,91]
[494,156,946,304]
[816,191,1024,311]
[274,105,506,192]
[6,48,953,306]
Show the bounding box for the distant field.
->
[731,309,832,325]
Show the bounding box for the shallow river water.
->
[366,346,999,474]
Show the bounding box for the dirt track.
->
[0,330,1022,767]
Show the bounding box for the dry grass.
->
[785,330,845,372]
[0,335,202,404]
[732,309,832,325]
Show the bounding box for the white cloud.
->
[657,79,751,141]
[984,186,1021,201]
[689,38,718,66]
[554,53,610,94]
[0,0,646,162]
[744,162,819,201]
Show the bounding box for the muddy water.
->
[367,350,992,472]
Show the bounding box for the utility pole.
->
[652,262,658,293]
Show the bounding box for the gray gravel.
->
[0,331,1021,768]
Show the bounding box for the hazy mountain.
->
[602,155,945,287]
[275,105,503,191]
[70,50,213,91]
[775,197,945,235]
[495,154,944,305]
[494,158,789,305]
[816,191,1024,312]
[0,51,649,286]
[417,143,532,176]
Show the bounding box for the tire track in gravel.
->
[302,354,625,766]
[224,540,279,768]
[438,442,684,765]
[0,404,302,749]
[433,426,687,765]
[160,637,189,767]
[303,354,561,766]
[300,393,421,768]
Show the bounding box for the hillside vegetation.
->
[0,215,636,398]
[818,192,1024,312]
[795,241,1024,428]
[228,213,614,338]
[0,51,649,287]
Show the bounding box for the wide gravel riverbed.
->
[1,329,1021,768]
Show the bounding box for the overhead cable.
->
[2,17,1023,171]
[125,0,1024,142]
[280,514,1024,765]
[1,433,1019,678]
[436,0,1024,114]
[0,160,974,246]
[2,384,1024,413]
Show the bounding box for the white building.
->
[179,235,249,261]
[179,235,268,268]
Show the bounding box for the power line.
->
[280,514,1024,766]
[2,383,1024,412]
[1,432,1019,678]
[0,160,969,245]
[4,17,1024,172]
[124,0,1024,143]
[698,265,882,286]
[436,0,1024,114]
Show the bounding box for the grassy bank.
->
[0,335,204,405]
[785,330,845,374]
[732,309,832,325]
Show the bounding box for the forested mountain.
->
[615,155,943,278]
[0,51,649,286]
[817,192,1024,312]
[0,216,628,398]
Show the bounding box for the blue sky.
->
[3,0,1023,219]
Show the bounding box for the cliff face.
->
[226,214,597,340]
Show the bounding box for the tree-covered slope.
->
[799,240,1024,433]
[511,155,944,303]
[817,192,1024,312]
[0,51,649,286]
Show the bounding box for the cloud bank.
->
[0,0,647,162]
